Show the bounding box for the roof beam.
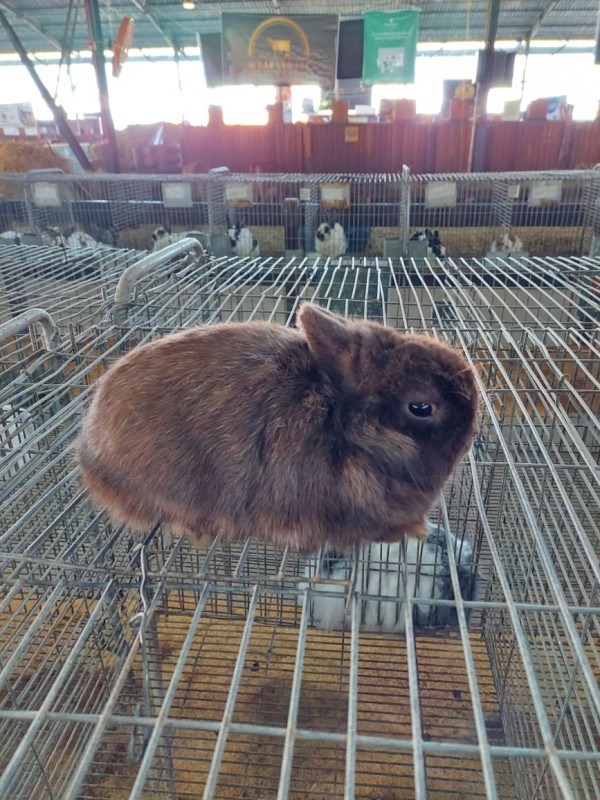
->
[127,0,177,51]
[526,0,561,41]
[0,0,65,52]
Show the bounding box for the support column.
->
[83,0,120,173]
[468,0,501,172]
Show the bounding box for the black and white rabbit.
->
[228,222,260,258]
[152,225,208,253]
[299,522,476,633]
[315,222,348,258]
[410,229,446,259]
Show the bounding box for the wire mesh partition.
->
[0,250,599,800]
[1,169,599,260]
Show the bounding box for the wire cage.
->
[2,169,598,261]
[0,250,599,800]
[407,170,600,261]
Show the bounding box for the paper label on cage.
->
[224,182,254,207]
[528,180,562,207]
[320,183,350,209]
[344,126,359,143]
[32,182,61,207]
[425,181,457,209]
[507,184,520,200]
[162,182,193,208]
[299,187,312,202]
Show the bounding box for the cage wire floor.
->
[0,244,599,800]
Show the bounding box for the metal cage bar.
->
[0,249,599,800]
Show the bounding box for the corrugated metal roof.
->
[0,0,597,55]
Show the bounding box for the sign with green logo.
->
[362,10,420,84]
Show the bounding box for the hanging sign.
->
[362,10,420,84]
[222,14,339,88]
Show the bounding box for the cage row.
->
[1,168,599,260]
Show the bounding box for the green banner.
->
[222,14,339,88]
[362,10,420,84]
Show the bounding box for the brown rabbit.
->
[77,305,478,552]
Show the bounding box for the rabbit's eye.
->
[408,402,432,418]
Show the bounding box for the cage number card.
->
[162,182,193,208]
[528,180,563,207]
[224,183,254,207]
[32,182,61,208]
[320,182,350,209]
[425,181,457,209]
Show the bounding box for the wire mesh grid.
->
[2,170,599,260]
[0,248,599,799]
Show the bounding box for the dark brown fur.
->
[77,305,479,552]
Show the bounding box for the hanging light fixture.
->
[182,0,195,9]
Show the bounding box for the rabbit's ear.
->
[298,304,351,378]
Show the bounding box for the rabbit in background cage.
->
[315,222,348,258]
[77,303,479,552]
[299,522,477,633]
[490,228,523,253]
[0,229,22,244]
[40,225,111,252]
[228,222,260,258]
[151,224,208,253]
[410,229,447,258]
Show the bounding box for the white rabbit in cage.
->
[64,226,104,250]
[299,522,476,633]
[315,222,348,258]
[228,222,260,258]
[0,230,22,244]
[490,229,523,253]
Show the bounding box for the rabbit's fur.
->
[228,223,260,257]
[315,223,348,258]
[299,522,476,633]
[77,305,478,552]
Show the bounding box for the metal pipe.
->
[113,238,206,308]
[0,308,61,351]
[0,10,93,172]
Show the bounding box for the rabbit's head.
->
[298,305,478,505]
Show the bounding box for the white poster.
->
[0,103,37,133]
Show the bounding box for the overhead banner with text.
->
[362,10,420,84]
[222,14,339,88]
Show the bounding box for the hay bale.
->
[0,142,71,200]
[251,225,285,255]
[369,226,593,258]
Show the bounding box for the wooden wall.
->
[131,119,600,175]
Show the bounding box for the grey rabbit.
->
[77,304,479,552]
[299,522,477,633]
